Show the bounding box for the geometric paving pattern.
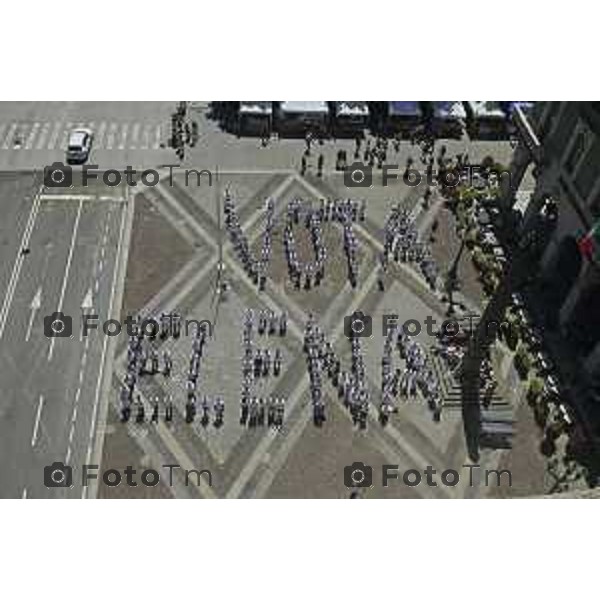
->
[102,168,510,498]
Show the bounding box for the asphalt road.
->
[0,173,131,498]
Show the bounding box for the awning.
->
[388,101,421,116]
[281,101,328,114]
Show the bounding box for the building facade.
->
[507,102,600,433]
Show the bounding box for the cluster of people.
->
[380,203,438,291]
[303,316,329,426]
[157,311,182,339]
[380,327,400,424]
[283,201,327,290]
[224,193,275,290]
[119,315,177,423]
[252,347,283,378]
[360,135,391,168]
[135,395,174,424]
[283,198,367,290]
[302,315,371,429]
[184,395,225,427]
[240,309,286,428]
[170,101,199,160]
[343,213,360,289]
[241,397,286,428]
[346,333,370,428]
[185,321,213,415]
[256,309,287,337]
[397,332,442,421]
[322,197,366,224]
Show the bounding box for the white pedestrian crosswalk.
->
[0,120,166,151]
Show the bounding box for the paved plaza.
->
[94,112,531,498]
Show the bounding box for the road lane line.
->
[60,123,74,150]
[83,198,129,498]
[48,198,84,362]
[35,122,51,150]
[106,123,118,150]
[118,123,129,150]
[31,394,45,447]
[0,187,42,340]
[140,124,150,150]
[22,488,27,499]
[24,122,40,150]
[47,121,63,150]
[130,122,141,149]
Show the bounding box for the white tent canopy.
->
[336,101,369,116]
[280,101,328,114]
[239,101,272,115]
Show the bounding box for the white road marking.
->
[106,123,118,150]
[48,198,83,361]
[96,121,108,148]
[25,122,40,150]
[130,122,141,149]
[35,121,51,150]
[24,122,40,150]
[0,189,42,340]
[60,122,74,151]
[25,286,42,342]
[22,488,27,499]
[47,121,63,150]
[118,123,128,150]
[1,123,18,149]
[80,288,94,341]
[153,124,162,149]
[31,394,45,447]
[83,199,128,499]
[140,124,151,150]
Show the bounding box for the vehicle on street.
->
[66,128,93,164]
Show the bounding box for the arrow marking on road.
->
[25,286,42,342]
[80,288,94,340]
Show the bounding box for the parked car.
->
[66,128,93,164]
